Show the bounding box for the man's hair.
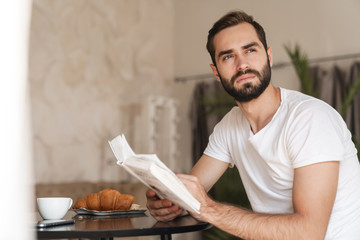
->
[206,10,268,66]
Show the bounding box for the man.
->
[146,10,360,239]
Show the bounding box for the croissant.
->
[73,189,136,211]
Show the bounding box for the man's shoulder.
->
[213,106,246,130]
[282,88,314,103]
[282,88,331,112]
[220,106,243,122]
[281,88,343,125]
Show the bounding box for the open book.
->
[108,134,200,213]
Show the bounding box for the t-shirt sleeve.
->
[203,116,235,167]
[286,99,353,168]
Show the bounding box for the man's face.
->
[210,23,272,103]
[218,58,271,102]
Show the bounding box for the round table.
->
[36,211,211,240]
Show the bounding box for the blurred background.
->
[4,0,360,239]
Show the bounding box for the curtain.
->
[312,61,360,142]
[190,80,224,164]
[347,62,360,141]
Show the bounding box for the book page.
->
[108,134,200,213]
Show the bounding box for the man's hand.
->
[146,155,228,222]
[146,189,183,222]
[177,174,214,222]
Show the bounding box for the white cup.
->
[37,197,73,220]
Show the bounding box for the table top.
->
[36,210,210,239]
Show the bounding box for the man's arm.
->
[146,154,229,221]
[179,161,339,240]
[190,154,230,191]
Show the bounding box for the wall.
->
[30,0,175,184]
[173,0,360,165]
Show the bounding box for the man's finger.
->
[154,209,183,222]
[148,199,173,209]
[149,204,180,217]
[146,189,157,198]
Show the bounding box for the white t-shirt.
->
[204,88,360,239]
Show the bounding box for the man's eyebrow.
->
[217,49,234,60]
[242,42,261,49]
[217,42,262,60]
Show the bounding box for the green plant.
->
[284,44,317,97]
[340,77,360,118]
[203,226,241,240]
[199,88,236,118]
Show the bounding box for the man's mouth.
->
[233,73,256,84]
[231,70,259,85]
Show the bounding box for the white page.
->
[108,134,200,213]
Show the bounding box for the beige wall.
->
[174,0,360,77]
[30,0,175,183]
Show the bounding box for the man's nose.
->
[235,56,249,72]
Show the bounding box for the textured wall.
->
[29,0,174,183]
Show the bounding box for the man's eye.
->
[247,49,256,53]
[223,55,232,60]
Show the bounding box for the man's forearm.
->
[202,200,326,240]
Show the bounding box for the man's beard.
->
[218,60,271,103]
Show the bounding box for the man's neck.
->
[236,84,281,134]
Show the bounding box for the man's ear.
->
[210,64,221,82]
[267,47,273,67]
